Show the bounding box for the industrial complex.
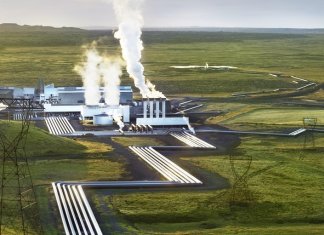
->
[0,80,193,136]
[0,78,216,235]
[2,0,323,234]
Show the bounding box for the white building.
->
[136,98,189,126]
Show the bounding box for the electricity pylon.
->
[228,154,253,205]
[0,99,43,235]
[300,117,317,160]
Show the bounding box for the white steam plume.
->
[75,43,123,106]
[112,0,163,98]
[113,115,125,131]
[74,44,102,105]
[100,58,122,106]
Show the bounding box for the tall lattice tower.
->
[228,154,253,205]
[300,117,317,160]
[0,99,43,235]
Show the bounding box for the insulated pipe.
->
[51,118,59,135]
[49,117,57,135]
[148,147,202,184]
[182,132,216,148]
[173,132,208,148]
[178,132,205,148]
[177,133,201,147]
[174,131,215,149]
[142,147,190,183]
[52,117,62,135]
[67,185,88,235]
[58,117,69,134]
[56,117,65,135]
[72,186,95,235]
[178,100,193,107]
[45,118,53,135]
[62,185,81,234]
[48,117,58,135]
[44,118,52,134]
[129,147,178,182]
[149,147,202,184]
[77,186,103,235]
[57,183,76,235]
[141,147,187,183]
[144,147,191,183]
[171,133,198,147]
[56,117,65,134]
[59,181,183,187]
[144,147,190,183]
[63,117,75,133]
[130,147,177,182]
[52,183,70,235]
[137,147,181,182]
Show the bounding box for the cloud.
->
[0,0,323,28]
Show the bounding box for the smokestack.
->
[149,98,154,119]
[143,99,147,118]
[155,99,160,118]
[162,99,166,118]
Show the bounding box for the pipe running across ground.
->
[52,131,216,234]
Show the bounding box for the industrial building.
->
[0,82,193,133]
[137,97,190,127]
[40,84,133,105]
[0,84,133,105]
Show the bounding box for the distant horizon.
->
[1,0,323,29]
[1,23,324,31]
[83,25,324,30]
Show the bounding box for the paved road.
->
[196,128,307,137]
[63,130,168,137]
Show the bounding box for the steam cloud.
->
[76,0,164,106]
[100,58,122,106]
[112,0,164,98]
[74,45,102,105]
[74,43,122,106]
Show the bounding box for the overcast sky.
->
[0,0,323,28]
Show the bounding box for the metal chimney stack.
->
[162,98,166,118]
[149,98,154,119]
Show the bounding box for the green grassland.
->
[220,108,324,126]
[0,120,126,234]
[0,28,324,97]
[109,135,324,234]
[0,120,112,156]
[0,27,324,234]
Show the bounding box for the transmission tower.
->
[300,117,317,160]
[0,99,43,235]
[228,154,253,206]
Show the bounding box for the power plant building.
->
[0,82,192,130]
[38,84,133,105]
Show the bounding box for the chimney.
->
[155,99,160,118]
[149,98,154,119]
[143,99,147,119]
[162,98,166,118]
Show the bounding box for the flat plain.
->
[0,26,324,234]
